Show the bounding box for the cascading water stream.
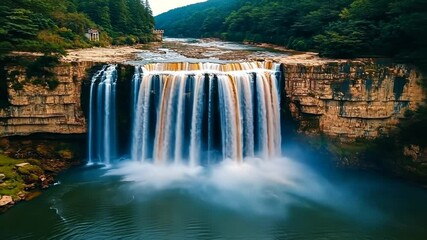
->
[87,65,118,165]
[130,62,282,165]
[87,62,281,165]
[87,66,106,164]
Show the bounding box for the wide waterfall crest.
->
[131,61,282,165]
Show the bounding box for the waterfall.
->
[87,65,118,165]
[87,62,282,165]
[131,62,282,165]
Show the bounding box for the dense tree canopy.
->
[156,0,427,64]
[0,0,154,58]
[155,0,240,37]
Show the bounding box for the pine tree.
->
[144,0,152,15]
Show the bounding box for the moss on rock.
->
[57,149,73,160]
[0,155,26,199]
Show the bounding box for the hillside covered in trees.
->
[156,0,427,64]
[155,0,239,37]
[0,0,154,59]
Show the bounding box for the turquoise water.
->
[1,157,427,240]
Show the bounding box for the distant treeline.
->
[0,0,154,58]
[156,0,427,63]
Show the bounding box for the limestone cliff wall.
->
[1,59,425,141]
[0,62,95,137]
[282,60,425,140]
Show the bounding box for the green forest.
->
[0,0,154,59]
[156,0,427,64]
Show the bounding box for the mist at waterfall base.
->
[105,156,377,220]
[90,62,377,219]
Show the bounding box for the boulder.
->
[17,191,27,200]
[24,183,36,191]
[0,195,14,207]
[15,162,29,168]
[39,174,50,189]
[404,145,421,162]
[0,138,9,148]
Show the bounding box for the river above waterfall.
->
[126,38,312,65]
[63,38,321,64]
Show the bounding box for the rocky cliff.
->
[1,59,425,141]
[0,61,96,137]
[282,60,425,140]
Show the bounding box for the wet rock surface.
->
[0,195,13,207]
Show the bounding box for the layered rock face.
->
[0,62,95,137]
[1,59,425,142]
[283,60,425,140]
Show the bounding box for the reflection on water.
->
[1,155,427,240]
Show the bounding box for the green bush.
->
[46,78,59,90]
[24,55,61,90]
[11,82,24,91]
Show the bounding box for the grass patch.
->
[0,155,26,197]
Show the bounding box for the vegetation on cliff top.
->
[156,0,427,65]
[0,0,154,59]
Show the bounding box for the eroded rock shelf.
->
[0,62,95,136]
[284,62,425,139]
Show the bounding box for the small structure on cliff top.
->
[153,29,164,42]
[85,29,100,41]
